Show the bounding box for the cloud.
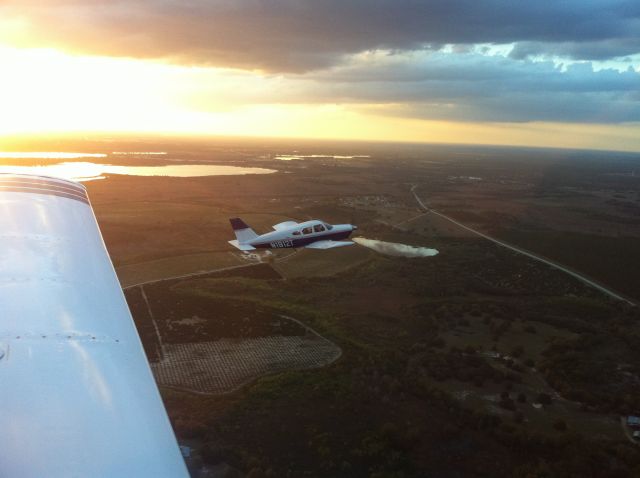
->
[2,0,639,72]
[156,49,639,123]
[267,51,640,123]
[510,39,640,61]
[2,1,638,126]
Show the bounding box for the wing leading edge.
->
[305,240,354,249]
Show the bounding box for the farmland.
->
[7,136,640,476]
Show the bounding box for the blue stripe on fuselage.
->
[253,230,352,249]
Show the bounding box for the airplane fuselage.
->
[229,218,357,251]
[252,222,354,249]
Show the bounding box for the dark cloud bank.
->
[7,0,640,71]
[301,53,640,122]
[5,0,639,123]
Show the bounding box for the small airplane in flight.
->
[229,217,357,251]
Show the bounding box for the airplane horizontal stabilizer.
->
[228,240,256,251]
[305,240,354,250]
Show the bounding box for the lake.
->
[0,161,277,181]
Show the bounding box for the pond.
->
[275,154,370,161]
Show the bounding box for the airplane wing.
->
[305,240,354,249]
[272,220,298,231]
[0,174,188,478]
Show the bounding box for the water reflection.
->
[0,162,276,181]
[0,152,107,159]
[276,154,370,161]
[111,152,167,156]
[353,237,439,258]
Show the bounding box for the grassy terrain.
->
[11,137,640,476]
[153,238,640,476]
[495,229,640,301]
[117,251,243,287]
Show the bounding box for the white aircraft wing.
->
[272,220,298,231]
[305,240,354,249]
[0,174,188,478]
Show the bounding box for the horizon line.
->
[1,130,640,156]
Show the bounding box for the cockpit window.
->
[302,227,313,235]
[292,230,301,236]
[313,224,325,233]
[324,223,333,230]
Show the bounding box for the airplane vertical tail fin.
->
[229,217,258,244]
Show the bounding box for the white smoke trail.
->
[353,238,439,258]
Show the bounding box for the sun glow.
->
[0,45,370,138]
[0,46,392,138]
[0,46,203,134]
[0,44,639,152]
[0,152,107,159]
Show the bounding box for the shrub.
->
[553,419,567,431]
[247,469,267,478]
[537,393,552,406]
[201,443,225,465]
[499,398,516,411]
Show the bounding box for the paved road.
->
[139,284,166,359]
[122,249,298,290]
[410,185,636,306]
[122,263,260,290]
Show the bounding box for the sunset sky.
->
[0,1,639,151]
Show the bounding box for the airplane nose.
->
[352,225,358,231]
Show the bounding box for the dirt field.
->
[152,327,341,394]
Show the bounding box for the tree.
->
[247,468,267,478]
[224,468,242,478]
[536,393,552,406]
[553,419,567,432]
[201,443,225,465]
[499,397,516,411]
[511,345,525,358]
